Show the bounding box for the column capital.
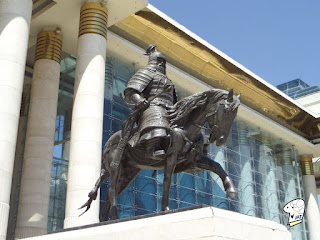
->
[79,1,108,39]
[259,133,272,147]
[35,30,63,63]
[299,154,314,175]
[84,0,108,5]
[281,147,292,166]
[238,124,249,145]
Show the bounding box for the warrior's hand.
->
[137,98,149,110]
[127,91,149,110]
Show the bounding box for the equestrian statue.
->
[79,44,241,221]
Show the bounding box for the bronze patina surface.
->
[79,46,240,221]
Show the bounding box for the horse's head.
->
[205,89,240,146]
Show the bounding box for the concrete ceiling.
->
[28,0,148,58]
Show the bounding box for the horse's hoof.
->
[224,177,238,200]
[111,206,119,220]
[226,190,239,201]
[100,215,107,222]
[163,206,170,212]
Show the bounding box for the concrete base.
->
[20,206,291,240]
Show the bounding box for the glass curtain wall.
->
[48,55,75,231]
[47,54,308,239]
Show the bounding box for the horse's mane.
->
[169,89,239,127]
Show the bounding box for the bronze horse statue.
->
[79,88,241,220]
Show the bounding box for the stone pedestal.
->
[23,207,291,240]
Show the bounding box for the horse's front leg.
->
[197,155,239,200]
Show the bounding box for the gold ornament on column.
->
[35,30,63,63]
[300,154,314,175]
[79,2,108,39]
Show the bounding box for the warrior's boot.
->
[142,136,168,161]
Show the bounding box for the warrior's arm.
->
[125,88,144,104]
[124,68,154,109]
[124,88,149,110]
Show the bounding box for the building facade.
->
[277,79,320,100]
[277,79,320,115]
[1,1,320,240]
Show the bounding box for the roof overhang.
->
[110,5,320,142]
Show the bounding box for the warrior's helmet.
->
[144,44,166,73]
[144,44,157,55]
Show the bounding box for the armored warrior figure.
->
[80,44,240,215]
[123,44,177,160]
[110,44,177,168]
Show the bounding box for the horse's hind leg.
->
[108,165,121,220]
[197,155,239,200]
[100,165,140,221]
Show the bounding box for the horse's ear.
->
[237,93,241,100]
[227,89,234,102]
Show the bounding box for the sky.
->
[149,0,320,88]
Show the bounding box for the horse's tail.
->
[78,164,110,217]
[78,143,116,217]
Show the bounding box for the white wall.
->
[295,92,320,115]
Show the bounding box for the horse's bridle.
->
[192,106,219,134]
[193,100,233,140]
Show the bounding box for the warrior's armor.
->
[124,47,177,157]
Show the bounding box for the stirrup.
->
[154,150,165,158]
[145,149,165,160]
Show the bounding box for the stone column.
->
[283,147,305,240]
[237,125,255,216]
[211,144,228,209]
[0,1,32,240]
[300,154,320,240]
[283,148,297,201]
[15,30,63,238]
[7,84,31,239]
[259,136,280,223]
[64,2,107,228]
